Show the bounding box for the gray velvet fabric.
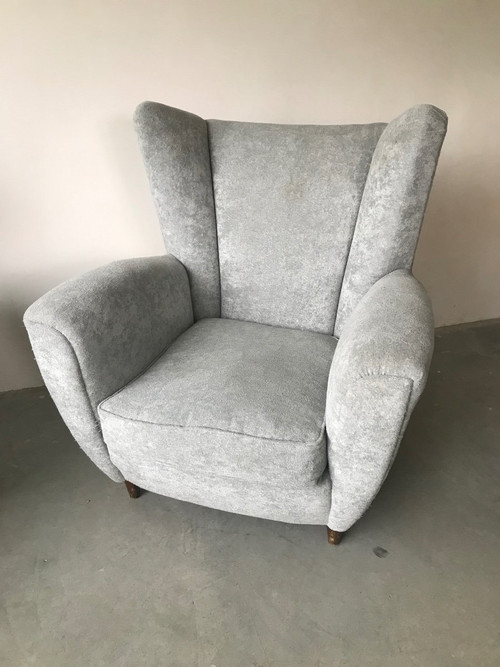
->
[325,270,434,531]
[24,323,124,481]
[24,255,193,481]
[334,104,447,336]
[208,120,384,333]
[134,102,220,320]
[111,460,332,526]
[100,318,336,494]
[24,102,447,534]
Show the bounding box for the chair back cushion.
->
[208,120,384,333]
[135,103,447,334]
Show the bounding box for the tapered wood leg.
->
[327,527,344,545]
[124,481,142,499]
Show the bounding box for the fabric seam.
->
[206,121,222,317]
[95,326,192,411]
[356,370,418,383]
[26,318,191,427]
[332,125,386,335]
[26,320,102,430]
[327,378,414,531]
[99,404,327,447]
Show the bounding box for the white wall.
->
[2,0,500,391]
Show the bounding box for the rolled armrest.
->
[24,254,193,480]
[326,269,434,531]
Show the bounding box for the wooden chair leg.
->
[124,481,142,499]
[327,527,344,545]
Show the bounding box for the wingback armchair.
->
[24,102,447,545]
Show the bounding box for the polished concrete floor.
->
[1,321,499,666]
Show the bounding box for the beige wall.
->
[2,0,500,391]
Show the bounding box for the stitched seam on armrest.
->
[327,376,415,514]
[356,371,418,381]
[28,316,194,436]
[26,319,102,430]
[353,373,417,442]
[332,379,414,524]
[393,384,414,448]
[354,371,417,402]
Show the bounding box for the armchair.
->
[24,102,447,544]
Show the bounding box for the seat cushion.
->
[99,318,337,488]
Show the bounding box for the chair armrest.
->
[24,254,193,480]
[326,269,434,531]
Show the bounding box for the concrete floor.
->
[1,321,499,666]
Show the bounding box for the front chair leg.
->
[327,527,344,545]
[125,481,142,499]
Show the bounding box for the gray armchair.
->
[24,102,447,545]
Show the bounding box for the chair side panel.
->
[134,101,220,320]
[334,104,447,336]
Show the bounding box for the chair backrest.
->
[135,102,447,336]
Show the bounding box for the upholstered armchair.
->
[24,102,447,545]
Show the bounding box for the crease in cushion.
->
[99,318,337,487]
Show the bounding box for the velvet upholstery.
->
[134,102,220,320]
[326,270,434,530]
[24,102,447,536]
[99,318,336,521]
[208,120,384,332]
[335,105,447,335]
[24,255,193,481]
